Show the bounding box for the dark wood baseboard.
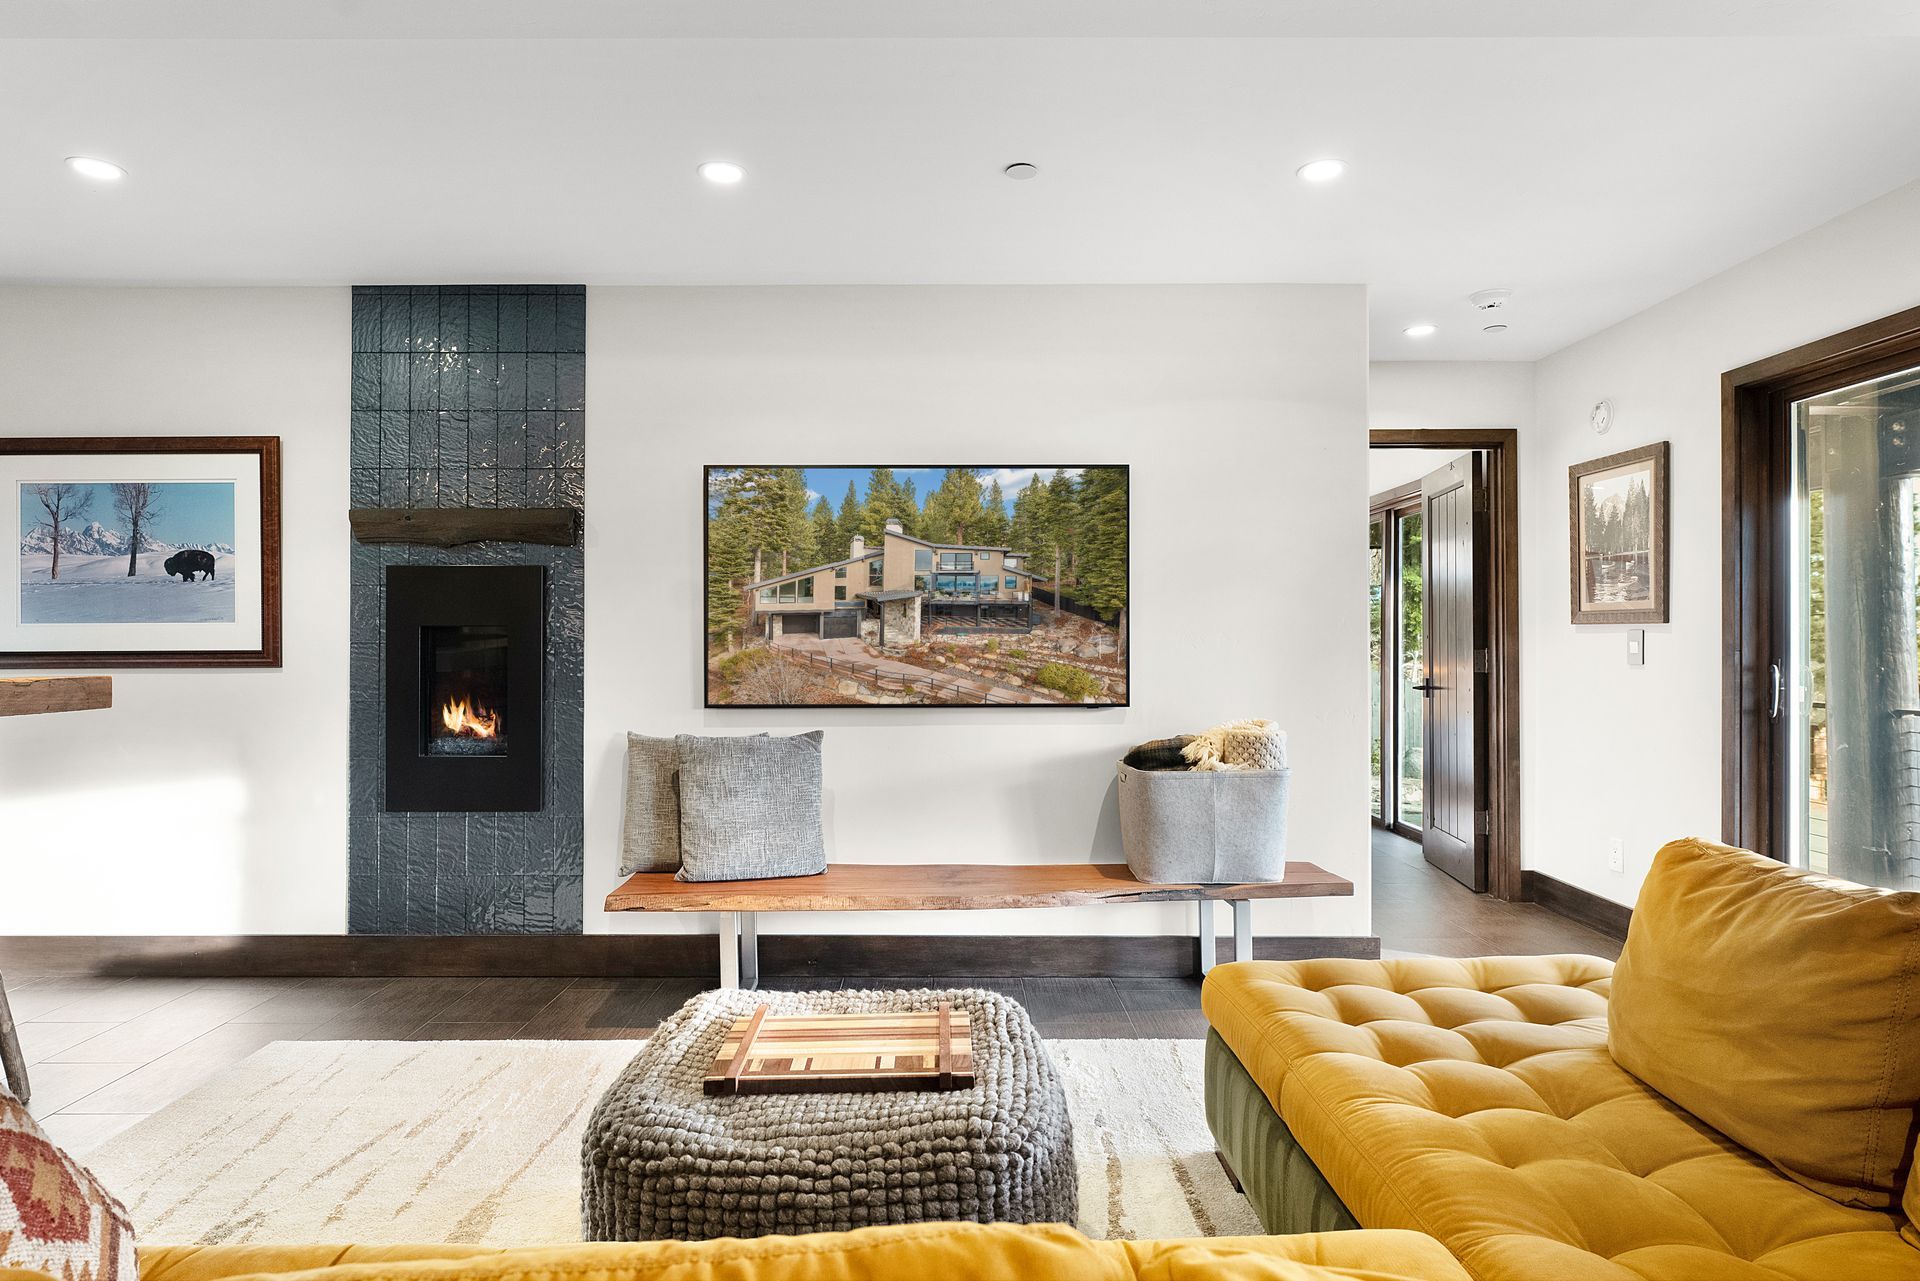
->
[1523,871,1632,941]
[0,933,1381,981]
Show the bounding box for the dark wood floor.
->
[1371,828,1623,960]
[5,829,1621,1154]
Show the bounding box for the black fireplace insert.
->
[384,565,545,812]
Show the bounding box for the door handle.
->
[1412,680,1441,695]
[1769,663,1782,720]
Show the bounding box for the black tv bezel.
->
[703,464,1131,710]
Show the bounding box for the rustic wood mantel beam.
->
[0,676,113,717]
[347,507,580,548]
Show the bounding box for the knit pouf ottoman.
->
[581,987,1076,1241]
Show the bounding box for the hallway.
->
[1370,828,1622,960]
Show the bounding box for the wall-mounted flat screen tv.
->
[705,466,1129,708]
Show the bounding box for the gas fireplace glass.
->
[423,624,510,757]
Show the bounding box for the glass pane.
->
[1399,512,1425,829]
[1369,516,1385,819]
[1791,364,1920,889]
[423,625,508,757]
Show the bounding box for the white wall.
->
[586,285,1373,941]
[1369,362,1535,435]
[0,287,350,934]
[1365,360,1533,489]
[1529,179,1920,906]
[1368,448,1468,496]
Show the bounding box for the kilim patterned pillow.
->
[1,1088,136,1281]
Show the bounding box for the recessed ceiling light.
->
[1295,158,1346,183]
[697,161,745,186]
[65,156,125,182]
[1483,323,1510,334]
[1403,323,1437,338]
[1003,162,1039,180]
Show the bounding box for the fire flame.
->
[439,696,500,740]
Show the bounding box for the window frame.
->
[1723,303,1920,859]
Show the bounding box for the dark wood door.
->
[1419,455,1489,890]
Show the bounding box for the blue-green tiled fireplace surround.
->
[346,285,585,934]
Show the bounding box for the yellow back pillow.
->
[1609,837,1920,1208]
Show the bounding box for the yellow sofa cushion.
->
[1610,837,1920,1208]
[1906,1149,1920,1250]
[1203,956,1920,1281]
[132,1225,1473,1281]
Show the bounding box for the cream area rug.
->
[86,1039,1257,1246]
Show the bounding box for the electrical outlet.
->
[1608,839,1626,874]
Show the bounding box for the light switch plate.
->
[1626,628,1645,667]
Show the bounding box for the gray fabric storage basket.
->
[1117,761,1291,883]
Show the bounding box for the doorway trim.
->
[1721,303,1920,856]
[1369,428,1523,900]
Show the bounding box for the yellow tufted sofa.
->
[1202,838,1920,1281]
[6,1222,1475,1281]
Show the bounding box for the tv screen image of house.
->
[705,466,1129,708]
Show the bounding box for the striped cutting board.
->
[702,1002,975,1095]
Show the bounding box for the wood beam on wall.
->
[0,676,112,717]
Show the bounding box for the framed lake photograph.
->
[705,466,1129,707]
[1569,441,1669,625]
[1,437,281,667]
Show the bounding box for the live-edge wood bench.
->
[603,861,1353,989]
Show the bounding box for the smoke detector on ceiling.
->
[1468,288,1513,311]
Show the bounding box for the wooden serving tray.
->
[703,1003,974,1096]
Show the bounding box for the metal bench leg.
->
[718,913,741,990]
[1233,899,1253,964]
[1196,899,1217,976]
[738,911,760,990]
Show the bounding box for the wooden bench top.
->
[604,861,1351,913]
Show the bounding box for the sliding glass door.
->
[1787,362,1920,889]
[1370,514,1386,820]
[1370,502,1424,834]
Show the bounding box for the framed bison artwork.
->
[1,437,281,667]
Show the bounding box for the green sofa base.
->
[1203,1028,1361,1235]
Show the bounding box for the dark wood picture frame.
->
[0,436,282,669]
[1568,441,1670,625]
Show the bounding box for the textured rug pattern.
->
[87,1038,1257,1245]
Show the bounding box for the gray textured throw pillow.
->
[620,731,771,874]
[618,733,683,875]
[674,731,827,882]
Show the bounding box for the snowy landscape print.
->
[18,480,237,625]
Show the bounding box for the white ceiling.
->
[5,12,1920,359]
[8,1,1920,38]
